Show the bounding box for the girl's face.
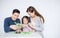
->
[23,18,28,24]
[28,11,35,18]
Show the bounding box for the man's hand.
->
[16,29,22,33]
[10,25,20,30]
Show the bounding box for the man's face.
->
[12,12,20,20]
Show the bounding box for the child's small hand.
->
[22,24,27,27]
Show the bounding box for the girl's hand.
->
[22,24,27,27]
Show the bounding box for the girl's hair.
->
[22,16,30,24]
[26,6,45,23]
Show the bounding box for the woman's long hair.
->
[26,6,45,23]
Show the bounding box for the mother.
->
[26,6,45,38]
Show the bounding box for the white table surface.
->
[0,32,42,38]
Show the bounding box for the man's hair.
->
[12,9,20,14]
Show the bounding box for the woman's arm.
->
[28,23,35,30]
[34,17,44,32]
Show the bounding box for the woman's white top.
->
[30,16,43,32]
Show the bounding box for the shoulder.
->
[37,16,43,24]
[37,16,41,19]
[16,18,20,21]
[4,17,11,21]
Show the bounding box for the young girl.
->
[22,16,35,32]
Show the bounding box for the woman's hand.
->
[22,24,28,27]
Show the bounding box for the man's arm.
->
[4,18,10,33]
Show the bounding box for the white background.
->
[0,0,60,38]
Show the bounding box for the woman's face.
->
[23,18,28,24]
[28,11,35,18]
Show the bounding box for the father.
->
[4,9,21,33]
